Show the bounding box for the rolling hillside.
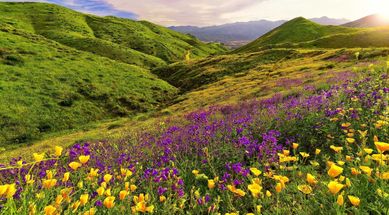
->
[0,21,178,147]
[235,17,389,52]
[0,2,226,68]
[155,47,389,113]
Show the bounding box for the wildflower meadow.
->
[0,63,388,214]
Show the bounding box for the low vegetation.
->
[0,60,387,214]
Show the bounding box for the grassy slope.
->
[155,48,389,113]
[0,2,226,68]
[0,22,177,147]
[235,17,389,53]
[3,47,388,162]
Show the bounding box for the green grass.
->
[0,22,178,147]
[154,48,389,113]
[235,17,389,53]
[0,2,226,68]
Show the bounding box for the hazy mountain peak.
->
[343,14,389,27]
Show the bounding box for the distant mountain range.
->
[342,14,389,28]
[170,17,350,47]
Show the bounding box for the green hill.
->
[0,2,226,68]
[0,22,177,147]
[234,17,356,52]
[235,17,389,52]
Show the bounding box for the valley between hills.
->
[0,2,388,214]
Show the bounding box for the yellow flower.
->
[33,153,44,162]
[248,183,262,198]
[310,161,320,167]
[100,182,107,188]
[257,205,262,213]
[266,190,272,197]
[29,203,36,215]
[97,187,105,196]
[297,184,312,194]
[54,146,63,157]
[69,162,82,170]
[42,179,57,189]
[135,201,154,213]
[159,195,166,202]
[120,168,133,177]
[46,170,54,179]
[103,174,113,183]
[250,167,262,176]
[25,174,35,185]
[132,194,154,213]
[227,185,246,197]
[62,172,70,182]
[337,161,345,166]
[80,194,89,206]
[345,178,352,187]
[130,184,137,192]
[83,208,96,215]
[88,168,99,178]
[341,122,351,128]
[72,201,81,212]
[17,160,23,167]
[330,145,343,153]
[359,166,372,176]
[337,194,344,206]
[78,181,83,189]
[348,195,360,206]
[105,188,111,197]
[351,168,361,176]
[292,143,299,149]
[327,181,344,195]
[36,192,45,199]
[377,172,389,180]
[208,179,216,189]
[328,164,343,178]
[306,173,317,185]
[346,138,355,144]
[192,170,199,175]
[0,184,17,199]
[103,196,115,209]
[79,155,90,164]
[283,150,290,156]
[315,149,321,155]
[300,152,310,158]
[346,156,352,162]
[44,205,56,215]
[119,190,128,200]
[275,183,282,193]
[364,148,373,154]
[55,195,63,205]
[375,142,389,153]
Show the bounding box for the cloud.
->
[105,0,267,26]
[2,0,138,19]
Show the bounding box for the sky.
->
[3,0,389,26]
